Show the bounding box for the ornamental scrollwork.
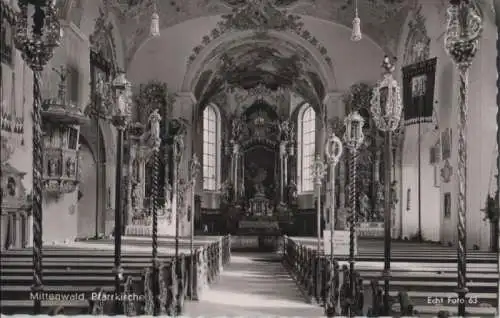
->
[187,0,332,67]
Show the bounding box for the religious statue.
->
[252,167,267,196]
[279,141,287,157]
[173,134,184,163]
[164,183,172,202]
[231,140,239,156]
[231,117,242,140]
[390,181,398,208]
[132,181,142,208]
[65,158,76,177]
[288,180,298,202]
[360,192,371,220]
[279,120,290,141]
[53,65,68,101]
[48,159,57,176]
[220,179,233,203]
[96,72,106,96]
[117,90,128,115]
[148,109,162,142]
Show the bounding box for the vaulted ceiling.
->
[102,0,418,66]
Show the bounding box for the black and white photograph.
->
[1,0,499,317]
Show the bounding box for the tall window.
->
[298,104,316,192]
[203,105,219,191]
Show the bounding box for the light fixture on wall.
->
[150,0,160,37]
[351,0,362,41]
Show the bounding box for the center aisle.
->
[184,253,324,316]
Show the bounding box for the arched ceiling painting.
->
[101,0,414,65]
[192,34,326,110]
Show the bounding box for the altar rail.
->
[89,235,231,315]
[282,236,416,317]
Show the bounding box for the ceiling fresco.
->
[192,34,326,110]
[98,0,417,65]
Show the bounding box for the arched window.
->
[297,104,316,192]
[202,104,220,191]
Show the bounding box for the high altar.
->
[222,93,297,237]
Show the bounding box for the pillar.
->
[169,92,196,236]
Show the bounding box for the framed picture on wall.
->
[441,128,452,160]
[444,192,451,218]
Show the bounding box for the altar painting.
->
[244,146,277,203]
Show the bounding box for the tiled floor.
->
[184,253,325,316]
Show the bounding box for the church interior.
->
[0,0,499,316]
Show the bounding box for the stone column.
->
[170,92,196,236]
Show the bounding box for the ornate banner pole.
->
[110,72,132,313]
[370,56,403,315]
[280,141,287,204]
[343,111,365,317]
[312,154,326,302]
[13,1,62,313]
[495,0,500,280]
[189,154,200,300]
[325,132,343,262]
[173,134,184,262]
[444,1,483,316]
[148,110,162,315]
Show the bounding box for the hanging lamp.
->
[351,0,362,41]
[150,0,160,37]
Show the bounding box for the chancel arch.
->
[182,30,337,97]
[183,30,336,116]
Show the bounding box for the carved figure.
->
[48,159,57,176]
[288,180,298,202]
[231,140,239,156]
[390,180,398,208]
[96,72,105,96]
[132,182,142,208]
[231,118,242,140]
[279,120,290,141]
[359,192,371,219]
[164,183,172,205]
[220,179,233,203]
[117,91,128,115]
[148,109,162,141]
[251,168,267,195]
[66,159,76,177]
[279,141,287,157]
[173,134,184,163]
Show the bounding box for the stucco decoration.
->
[111,0,413,67]
[402,4,431,66]
[194,36,325,112]
[221,0,301,7]
[187,0,332,68]
[231,84,287,113]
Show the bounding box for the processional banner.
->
[402,57,437,126]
